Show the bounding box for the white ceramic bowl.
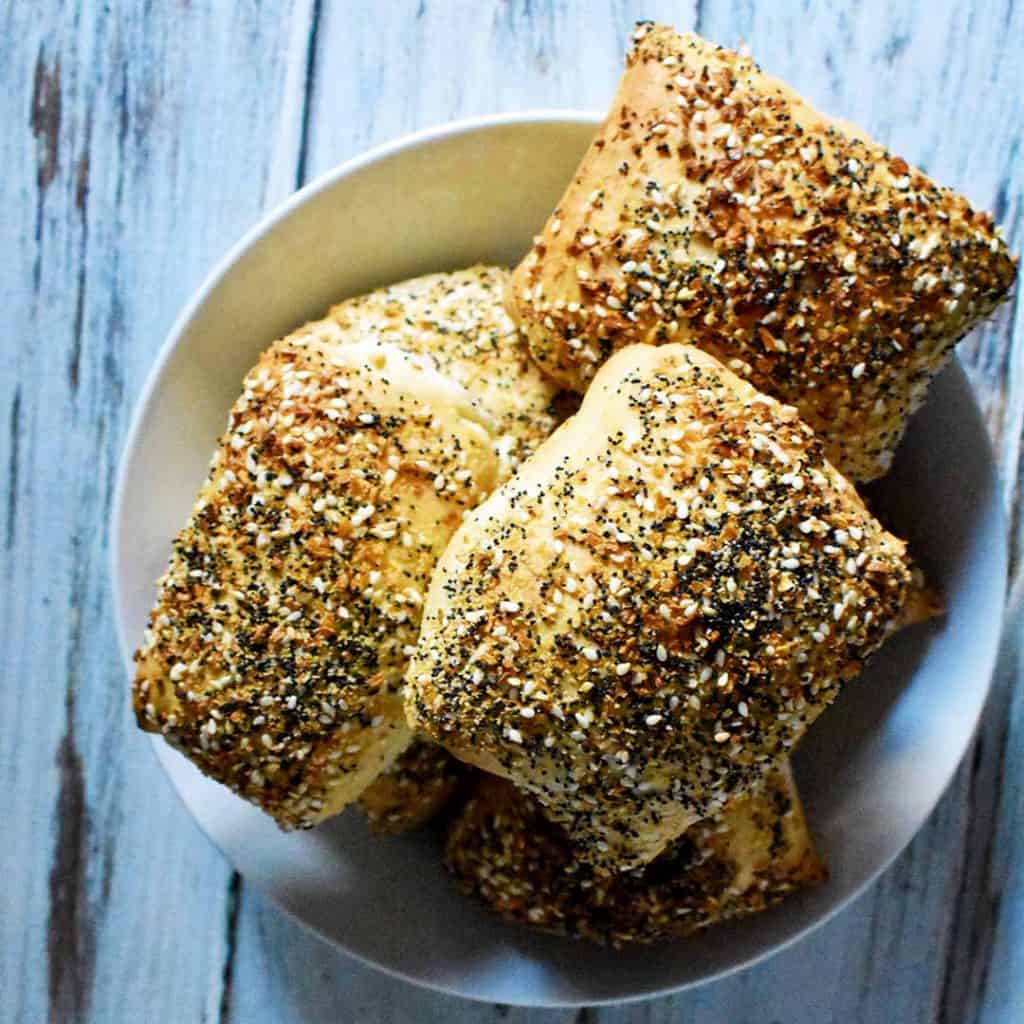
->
[112,113,1007,1007]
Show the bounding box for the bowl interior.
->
[113,114,1007,1007]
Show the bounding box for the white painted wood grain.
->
[2,1,1021,1022]
[1,2,313,1022]
[301,0,695,179]
[972,581,1024,1024]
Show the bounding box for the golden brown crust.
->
[507,24,1017,481]
[445,765,825,946]
[328,266,559,482]
[357,739,465,835]
[408,343,916,870]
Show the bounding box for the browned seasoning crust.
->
[507,24,1017,482]
[133,267,560,830]
[358,739,465,835]
[445,766,825,946]
[407,343,917,870]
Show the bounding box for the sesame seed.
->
[350,504,375,526]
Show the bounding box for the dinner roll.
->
[507,24,1016,481]
[446,765,824,945]
[134,267,558,829]
[408,343,918,869]
[133,332,497,827]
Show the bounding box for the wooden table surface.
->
[3,2,1022,1021]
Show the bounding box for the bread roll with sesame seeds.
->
[407,342,918,871]
[133,267,563,830]
[446,765,825,946]
[357,738,466,836]
[507,24,1017,482]
[133,328,505,829]
[327,266,560,483]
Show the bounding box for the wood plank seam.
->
[213,0,325,1010]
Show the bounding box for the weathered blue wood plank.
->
[967,582,1024,1024]
[0,2,315,1022]
[300,0,694,178]
[976,582,1024,1024]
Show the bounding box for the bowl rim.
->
[110,109,1009,1008]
